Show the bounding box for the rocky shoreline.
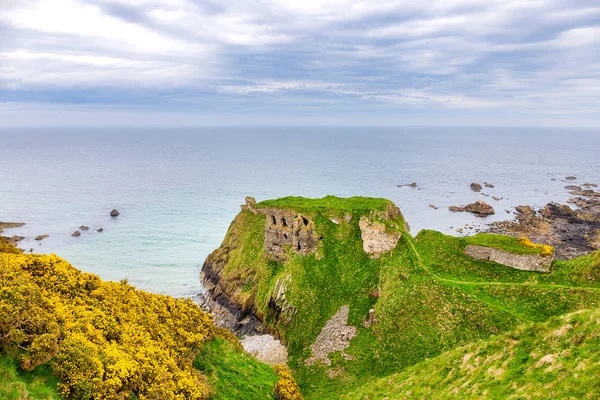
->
[486,182,600,259]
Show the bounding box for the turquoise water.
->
[1,127,598,298]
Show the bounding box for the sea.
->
[1,127,598,299]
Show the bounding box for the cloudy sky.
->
[1,0,599,127]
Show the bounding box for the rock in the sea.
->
[566,176,577,180]
[397,182,417,188]
[35,234,49,241]
[79,225,89,231]
[471,182,483,192]
[429,204,438,209]
[71,231,81,237]
[484,182,495,188]
[582,183,598,188]
[97,227,104,232]
[515,205,535,216]
[11,235,24,242]
[565,185,581,191]
[449,200,495,216]
[492,196,501,201]
[110,209,120,217]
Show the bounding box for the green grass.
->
[207,196,600,399]
[193,338,279,400]
[255,196,394,217]
[0,354,60,400]
[466,233,547,255]
[341,308,600,399]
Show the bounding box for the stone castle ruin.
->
[242,197,319,260]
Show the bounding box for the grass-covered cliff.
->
[0,237,299,400]
[202,196,600,399]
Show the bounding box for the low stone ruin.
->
[465,244,553,272]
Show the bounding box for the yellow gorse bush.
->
[518,237,554,257]
[0,248,216,399]
[274,365,303,400]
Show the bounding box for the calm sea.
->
[1,127,598,298]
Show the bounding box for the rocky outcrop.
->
[200,265,268,336]
[465,244,553,272]
[488,186,600,259]
[471,182,483,192]
[79,225,89,231]
[71,231,81,237]
[359,217,401,258]
[305,305,357,366]
[397,182,417,188]
[0,222,24,234]
[110,209,120,217]
[269,275,296,325]
[449,200,495,216]
[35,234,49,241]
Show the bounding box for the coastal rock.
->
[565,185,581,191]
[96,228,104,232]
[35,234,49,241]
[110,209,120,217]
[465,244,553,272]
[71,231,81,237]
[515,205,535,217]
[11,235,24,242]
[569,189,600,198]
[582,183,598,188]
[449,200,495,216]
[0,222,25,234]
[492,196,501,201]
[484,182,495,188]
[471,182,483,192]
[429,204,438,209]
[489,196,600,259]
[397,182,417,188]
[359,216,401,258]
[566,176,577,180]
[79,225,89,231]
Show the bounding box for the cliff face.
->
[200,196,406,336]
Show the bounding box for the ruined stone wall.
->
[241,196,319,260]
[264,210,319,260]
[465,244,553,272]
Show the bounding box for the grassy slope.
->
[342,308,600,399]
[0,354,60,400]
[207,197,600,399]
[194,338,279,400]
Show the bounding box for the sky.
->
[1,0,599,127]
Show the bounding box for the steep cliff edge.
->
[200,196,600,399]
